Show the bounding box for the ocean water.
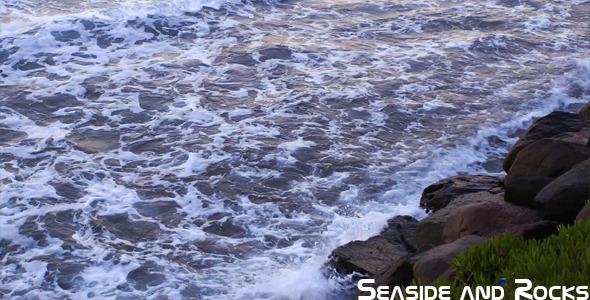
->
[0,0,589,299]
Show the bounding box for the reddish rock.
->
[417,192,539,248]
[420,175,502,212]
[413,235,486,284]
[503,112,590,172]
[533,167,590,222]
[441,199,539,243]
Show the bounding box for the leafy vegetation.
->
[433,215,590,299]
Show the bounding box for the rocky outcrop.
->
[419,175,502,212]
[504,111,590,209]
[505,138,590,182]
[332,105,590,294]
[532,167,590,222]
[417,190,539,248]
[329,216,418,276]
[503,111,590,172]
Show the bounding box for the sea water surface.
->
[0,0,589,299]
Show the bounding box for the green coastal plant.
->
[433,214,590,299]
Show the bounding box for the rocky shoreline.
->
[329,102,590,297]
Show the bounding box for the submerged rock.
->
[68,129,120,153]
[93,214,162,243]
[0,128,28,146]
[328,215,418,276]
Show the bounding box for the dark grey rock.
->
[328,215,418,276]
[138,93,173,111]
[203,218,247,238]
[259,46,293,61]
[504,175,554,207]
[533,167,590,223]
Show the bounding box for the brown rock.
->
[420,175,502,212]
[413,235,486,284]
[417,192,538,248]
[417,191,495,248]
[576,206,590,221]
[505,138,590,182]
[533,167,590,222]
[504,111,590,172]
[329,216,418,276]
[441,199,539,243]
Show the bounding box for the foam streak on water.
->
[0,0,589,299]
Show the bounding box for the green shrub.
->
[434,217,590,298]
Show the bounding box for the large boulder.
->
[329,216,418,276]
[503,112,590,172]
[505,137,590,183]
[413,235,486,284]
[419,175,502,212]
[417,192,539,248]
[504,175,554,207]
[533,167,590,222]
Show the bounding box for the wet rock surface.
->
[68,129,121,153]
[92,214,162,243]
[329,215,418,276]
